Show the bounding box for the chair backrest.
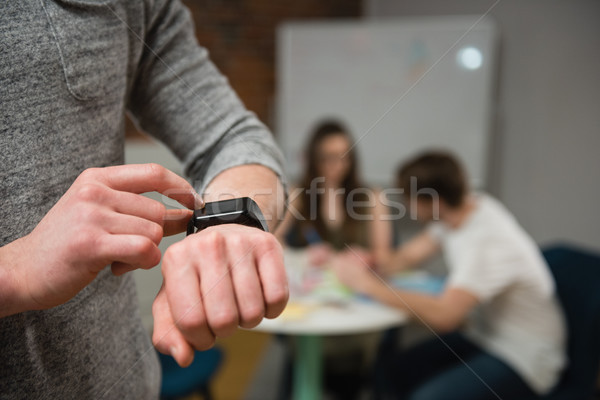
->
[158,347,223,398]
[542,244,600,399]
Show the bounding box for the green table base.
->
[292,335,323,400]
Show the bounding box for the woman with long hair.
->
[276,120,390,267]
[275,120,392,398]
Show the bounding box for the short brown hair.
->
[397,151,468,208]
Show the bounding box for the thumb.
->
[152,286,195,367]
[163,209,194,237]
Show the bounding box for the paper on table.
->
[390,271,446,295]
[278,301,316,321]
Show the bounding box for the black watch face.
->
[187,197,268,235]
[201,198,243,216]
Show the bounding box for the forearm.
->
[202,164,285,232]
[128,0,286,210]
[0,260,16,318]
[392,252,415,271]
[0,239,28,318]
[374,247,392,270]
[383,233,440,274]
[381,250,417,274]
[366,280,456,332]
[370,195,393,268]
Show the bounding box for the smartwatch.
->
[187,197,268,235]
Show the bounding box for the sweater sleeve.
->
[127,0,286,194]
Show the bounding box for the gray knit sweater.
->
[0,1,285,398]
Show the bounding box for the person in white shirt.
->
[333,151,566,399]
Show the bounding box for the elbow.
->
[427,315,462,334]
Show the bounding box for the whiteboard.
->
[276,16,498,188]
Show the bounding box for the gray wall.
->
[365,0,600,251]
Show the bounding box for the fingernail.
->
[194,193,205,209]
[170,346,178,359]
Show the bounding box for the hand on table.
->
[1,164,197,317]
[307,243,335,267]
[331,247,380,295]
[152,224,288,367]
[342,246,376,268]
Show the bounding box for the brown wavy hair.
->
[397,150,467,208]
[298,120,367,241]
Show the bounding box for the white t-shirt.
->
[428,193,566,394]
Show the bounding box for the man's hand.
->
[331,248,380,295]
[307,243,335,267]
[333,246,478,333]
[0,164,199,317]
[152,224,288,367]
[380,231,440,276]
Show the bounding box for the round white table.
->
[256,298,408,335]
[253,250,408,400]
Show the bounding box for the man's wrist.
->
[202,164,285,232]
[356,274,383,297]
[368,278,402,309]
[0,239,27,318]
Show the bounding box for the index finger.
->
[97,163,203,210]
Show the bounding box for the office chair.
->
[158,347,223,400]
[540,244,600,400]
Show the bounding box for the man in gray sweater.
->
[0,1,288,398]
